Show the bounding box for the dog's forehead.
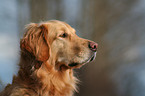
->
[48,21,76,34]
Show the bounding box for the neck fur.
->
[13,51,78,96]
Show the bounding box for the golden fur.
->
[0,20,97,96]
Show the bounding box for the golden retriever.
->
[0,20,98,96]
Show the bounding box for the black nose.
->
[88,42,98,52]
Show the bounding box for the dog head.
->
[20,20,98,69]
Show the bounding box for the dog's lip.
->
[85,52,96,63]
[68,63,79,67]
[68,52,97,67]
[89,52,96,62]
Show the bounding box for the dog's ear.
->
[20,23,50,62]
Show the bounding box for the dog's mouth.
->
[68,52,96,68]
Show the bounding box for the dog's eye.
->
[59,33,68,38]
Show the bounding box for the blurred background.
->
[0,0,145,96]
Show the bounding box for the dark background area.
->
[0,0,145,96]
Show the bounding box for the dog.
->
[0,20,98,96]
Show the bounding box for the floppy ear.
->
[20,23,50,62]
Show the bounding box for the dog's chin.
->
[68,52,97,68]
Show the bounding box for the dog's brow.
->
[60,27,66,32]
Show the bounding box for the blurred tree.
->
[77,0,145,96]
[30,0,65,22]
[30,0,48,22]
